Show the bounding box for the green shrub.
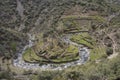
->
[106,47,113,56]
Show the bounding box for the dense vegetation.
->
[0,0,120,80]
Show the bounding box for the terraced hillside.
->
[0,0,120,80]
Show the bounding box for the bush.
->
[106,47,113,56]
[37,71,56,80]
[63,71,85,80]
[0,71,13,80]
[23,70,33,75]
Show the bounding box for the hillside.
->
[0,0,120,80]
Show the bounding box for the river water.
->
[13,33,90,70]
[13,0,119,71]
[15,0,89,70]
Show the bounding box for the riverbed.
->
[13,33,90,70]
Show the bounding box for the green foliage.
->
[90,45,107,61]
[23,70,33,75]
[1,0,120,80]
[0,71,13,80]
[52,55,120,80]
[70,33,96,48]
[106,47,113,56]
[23,48,40,63]
[37,71,59,80]
[23,43,79,63]
[10,42,17,52]
[64,71,85,80]
[91,15,106,22]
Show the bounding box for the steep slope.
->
[0,0,120,79]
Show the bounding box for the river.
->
[13,33,90,70]
[15,0,89,70]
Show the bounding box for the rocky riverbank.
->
[13,34,90,70]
